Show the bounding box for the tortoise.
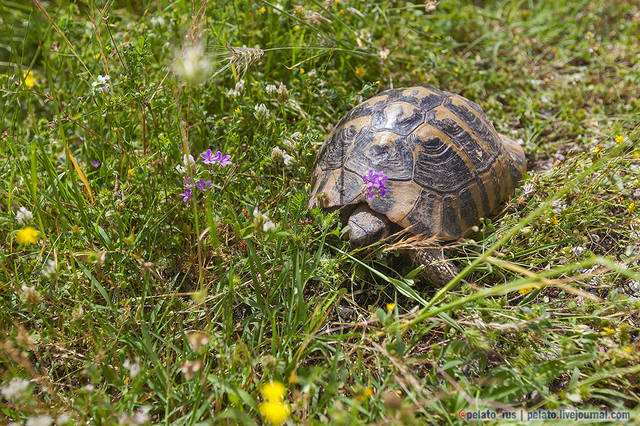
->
[308,85,526,284]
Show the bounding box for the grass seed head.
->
[174,43,210,85]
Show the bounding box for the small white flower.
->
[283,153,294,168]
[379,46,390,60]
[253,208,275,232]
[254,103,269,121]
[271,147,284,161]
[265,84,278,95]
[133,406,151,424]
[42,259,57,279]
[123,357,141,378]
[179,359,202,380]
[1,377,30,401]
[176,154,195,174]
[26,415,53,426]
[571,246,586,257]
[21,285,42,307]
[521,182,535,195]
[227,79,245,97]
[183,154,195,166]
[424,0,437,12]
[282,139,295,150]
[92,74,111,93]
[150,16,165,26]
[56,413,72,425]
[187,331,210,352]
[277,82,289,101]
[551,199,566,214]
[84,384,95,392]
[263,220,276,233]
[16,206,33,224]
[271,147,294,168]
[118,406,151,425]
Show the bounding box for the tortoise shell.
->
[308,85,526,241]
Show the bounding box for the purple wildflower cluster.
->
[362,169,388,199]
[179,149,233,202]
[200,149,232,166]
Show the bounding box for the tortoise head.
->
[499,134,527,183]
[347,204,393,247]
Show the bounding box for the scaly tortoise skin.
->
[308,86,526,283]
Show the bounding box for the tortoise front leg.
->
[411,247,459,286]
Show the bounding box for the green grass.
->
[1,0,640,424]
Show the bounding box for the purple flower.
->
[212,151,233,166]
[92,160,100,167]
[200,149,216,165]
[179,178,194,202]
[362,169,388,199]
[195,178,212,191]
[179,188,192,202]
[201,148,233,166]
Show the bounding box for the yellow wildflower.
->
[259,401,290,425]
[127,168,135,177]
[261,381,286,402]
[361,387,374,399]
[95,52,101,59]
[602,327,615,335]
[453,67,459,73]
[258,6,266,14]
[535,372,540,377]
[16,226,39,245]
[592,145,604,158]
[299,67,305,74]
[615,134,624,144]
[624,346,632,353]
[23,70,35,89]
[234,107,241,113]
[628,202,635,215]
[355,66,366,78]
[386,303,395,313]
[519,285,539,295]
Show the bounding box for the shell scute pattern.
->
[309,86,526,240]
[344,131,414,181]
[368,180,422,224]
[412,134,473,193]
[371,102,425,135]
